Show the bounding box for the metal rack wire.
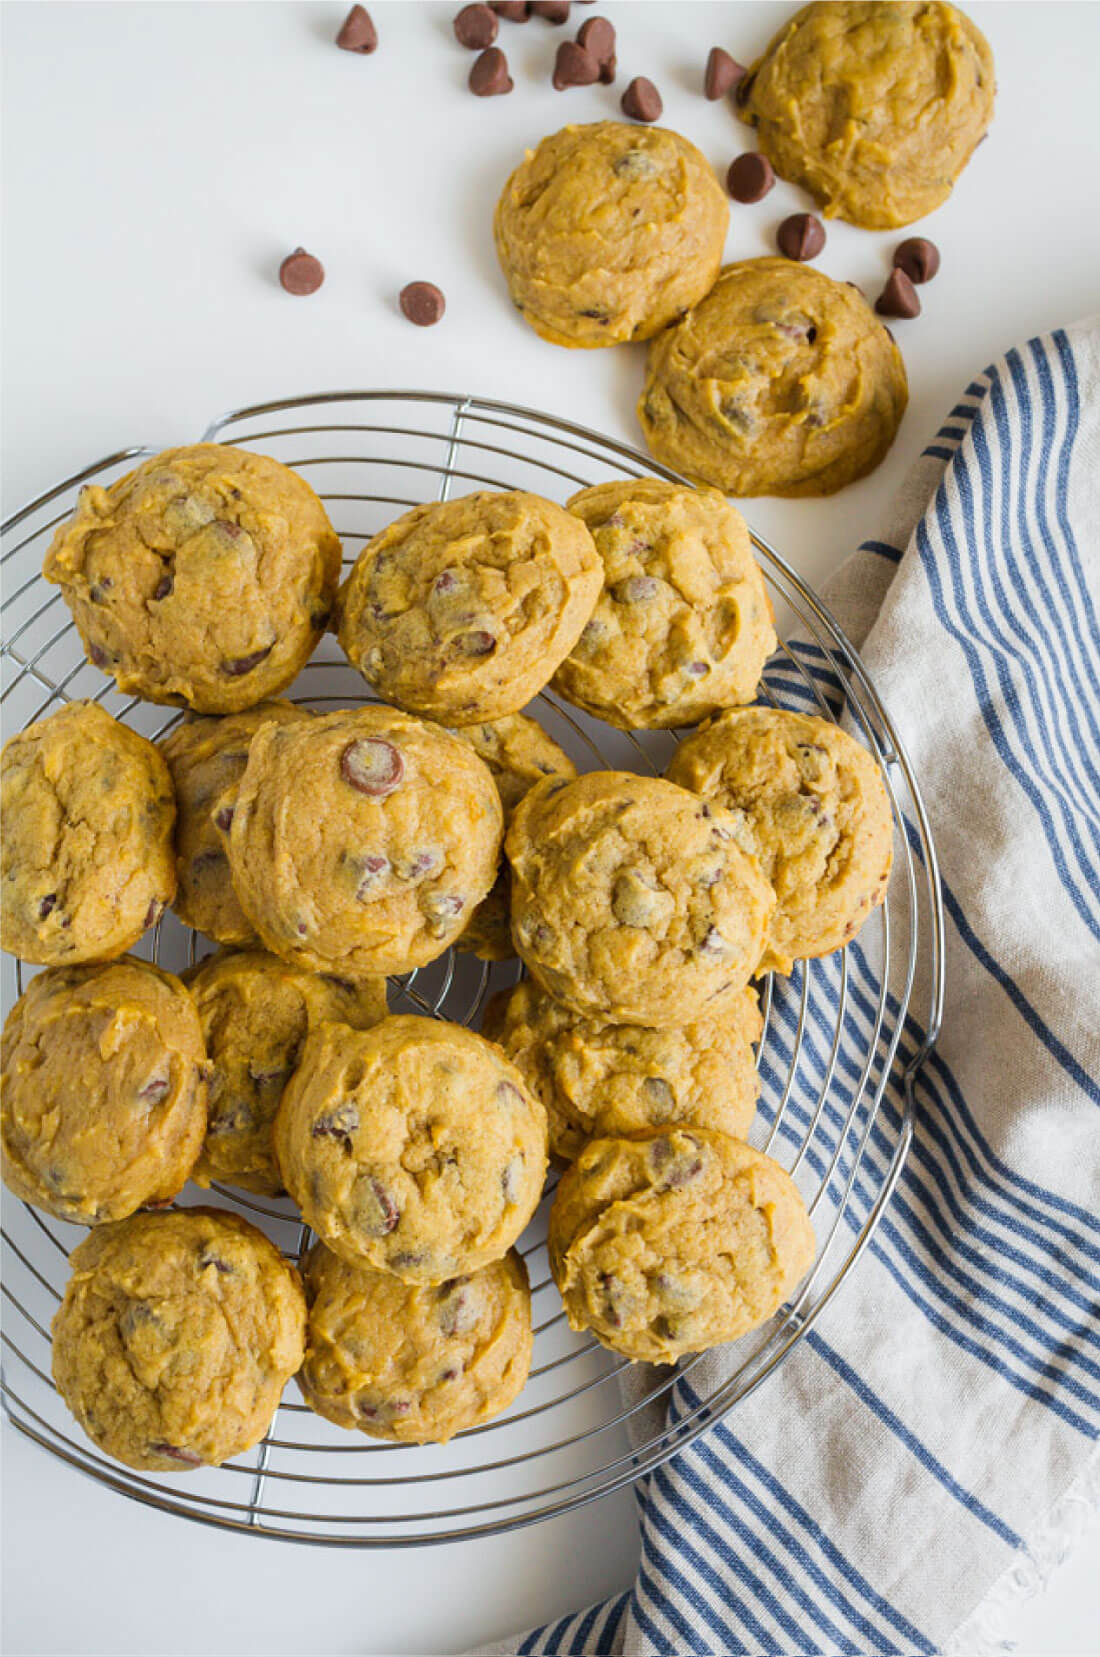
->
[0,390,945,1546]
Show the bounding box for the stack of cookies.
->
[1,435,892,1472]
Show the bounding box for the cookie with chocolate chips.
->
[667,707,894,973]
[299,1243,531,1442]
[1,957,207,1225]
[553,479,776,729]
[226,706,503,977]
[506,771,776,1027]
[52,1207,305,1472]
[337,491,601,727]
[43,444,341,713]
[549,1127,815,1362]
[273,1015,548,1282]
[639,259,907,497]
[494,121,728,348]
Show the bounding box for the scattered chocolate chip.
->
[214,806,234,833]
[399,281,446,326]
[552,39,598,88]
[222,645,273,676]
[531,0,570,18]
[893,236,940,284]
[138,1068,171,1105]
[454,628,496,656]
[340,737,405,798]
[875,268,921,319]
[279,248,325,296]
[726,151,774,204]
[359,1176,400,1236]
[89,643,108,668]
[354,854,390,899]
[621,76,662,122]
[438,1283,479,1336]
[777,212,826,262]
[490,0,529,16]
[469,44,513,93]
[149,1442,203,1467]
[705,46,745,100]
[198,1251,233,1275]
[501,1155,525,1204]
[577,16,614,81]
[143,898,164,930]
[312,1103,359,1147]
[153,574,173,601]
[37,893,57,920]
[614,574,659,603]
[454,2,498,48]
[336,5,377,52]
[698,925,732,960]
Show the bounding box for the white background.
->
[2,2,1098,1653]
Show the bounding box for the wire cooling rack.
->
[0,390,944,1546]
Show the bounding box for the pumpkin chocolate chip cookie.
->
[638,259,907,497]
[482,977,762,1163]
[159,702,311,946]
[548,1127,815,1362]
[667,707,894,974]
[506,772,775,1027]
[52,1207,306,1472]
[43,444,341,713]
[452,712,577,960]
[1,701,176,966]
[274,1015,548,1283]
[185,948,387,1196]
[337,491,601,726]
[299,1243,532,1443]
[553,480,776,729]
[227,706,503,978]
[738,1,995,230]
[494,121,729,348]
[1,957,207,1225]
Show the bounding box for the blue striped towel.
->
[479,318,1100,1657]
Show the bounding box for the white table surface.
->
[2,3,1098,1653]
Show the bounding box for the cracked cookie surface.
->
[548,1127,815,1362]
[667,707,893,973]
[553,480,776,728]
[494,121,729,349]
[638,258,907,497]
[184,948,387,1196]
[506,771,775,1027]
[337,491,601,726]
[52,1207,306,1472]
[43,444,341,713]
[274,1015,548,1282]
[1,701,176,966]
[1,957,207,1225]
[227,706,503,978]
[738,1,994,229]
[299,1243,531,1443]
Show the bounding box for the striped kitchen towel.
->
[480,318,1100,1656]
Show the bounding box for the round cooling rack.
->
[0,390,945,1546]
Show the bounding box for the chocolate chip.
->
[501,1155,525,1205]
[577,16,614,80]
[222,645,273,676]
[705,46,745,100]
[153,574,173,601]
[454,629,496,656]
[336,5,377,52]
[37,893,57,920]
[727,152,774,203]
[138,1068,171,1105]
[214,806,234,832]
[438,1283,479,1336]
[312,1103,359,1147]
[198,1251,233,1275]
[149,1442,203,1467]
[621,76,662,122]
[490,0,529,16]
[893,237,940,284]
[698,925,733,961]
[89,642,108,668]
[613,575,659,603]
[399,281,446,326]
[552,40,598,88]
[354,854,390,899]
[469,45,513,94]
[454,2,498,48]
[777,213,826,261]
[340,737,404,798]
[144,898,164,930]
[531,0,570,18]
[642,1076,675,1116]
[875,268,921,319]
[279,248,325,296]
[358,1176,399,1236]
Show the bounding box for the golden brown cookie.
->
[227,707,503,978]
[274,1015,548,1283]
[1,701,176,966]
[1,958,207,1225]
[51,1207,306,1472]
[337,492,601,726]
[494,122,729,348]
[638,258,908,497]
[666,707,893,973]
[739,1,995,229]
[548,1127,815,1362]
[43,444,341,713]
[299,1243,531,1443]
[184,948,387,1195]
[483,977,762,1163]
[506,772,776,1027]
[553,480,776,729]
[159,702,311,946]
[452,713,578,961]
